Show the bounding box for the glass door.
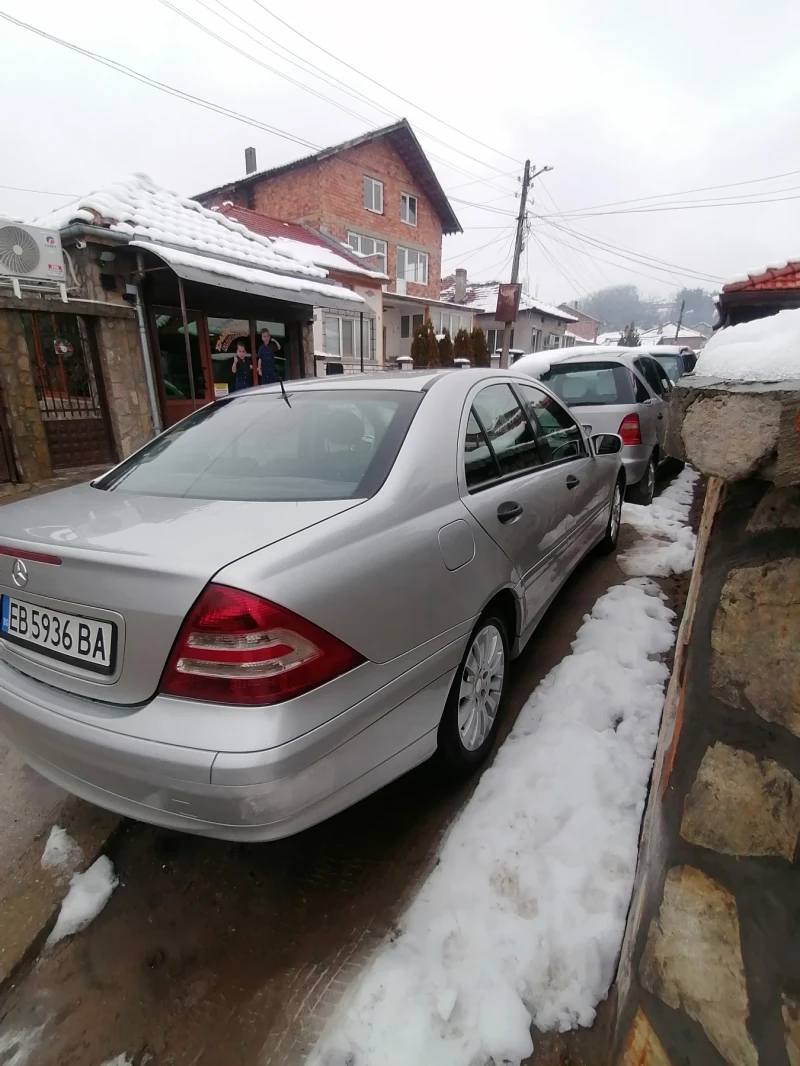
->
[153,308,214,426]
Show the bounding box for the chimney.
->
[245,147,257,175]
[454,268,467,304]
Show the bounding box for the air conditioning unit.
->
[0,223,66,283]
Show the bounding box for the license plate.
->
[0,594,116,675]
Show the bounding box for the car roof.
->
[239,367,527,396]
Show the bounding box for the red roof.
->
[723,261,800,293]
[214,204,330,248]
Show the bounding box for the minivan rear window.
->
[540,362,635,406]
[95,390,422,501]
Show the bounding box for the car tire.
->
[437,612,510,775]
[598,476,624,554]
[626,453,656,505]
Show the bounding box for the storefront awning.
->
[132,241,366,315]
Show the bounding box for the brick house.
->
[196,120,472,366]
[558,303,602,343]
[717,258,800,326]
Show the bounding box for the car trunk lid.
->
[0,484,361,704]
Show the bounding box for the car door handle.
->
[497,501,523,524]
[566,475,580,490]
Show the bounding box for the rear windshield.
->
[95,390,422,501]
[654,355,683,383]
[540,362,635,406]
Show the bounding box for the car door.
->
[458,383,580,631]
[634,357,669,453]
[514,381,605,562]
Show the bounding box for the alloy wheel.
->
[457,623,505,751]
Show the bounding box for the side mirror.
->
[592,432,623,455]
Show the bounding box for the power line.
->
[449,196,519,217]
[0,183,79,198]
[0,10,321,152]
[536,227,703,289]
[540,189,800,220]
[539,166,800,218]
[246,0,523,170]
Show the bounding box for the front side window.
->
[655,355,682,383]
[96,390,420,501]
[397,246,428,285]
[470,384,541,483]
[517,383,586,463]
[401,192,418,226]
[363,176,383,214]
[347,232,387,274]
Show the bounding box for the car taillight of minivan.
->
[618,414,643,446]
[160,584,364,705]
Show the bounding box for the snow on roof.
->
[639,323,706,342]
[130,242,364,305]
[440,280,578,322]
[695,308,800,382]
[33,174,329,281]
[212,204,387,280]
[596,331,623,345]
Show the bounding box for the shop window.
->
[323,315,373,360]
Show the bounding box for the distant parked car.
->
[644,345,698,384]
[0,369,624,842]
[514,346,673,504]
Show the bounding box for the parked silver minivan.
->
[515,346,672,503]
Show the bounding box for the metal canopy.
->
[146,249,365,315]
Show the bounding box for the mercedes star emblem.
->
[11,558,28,589]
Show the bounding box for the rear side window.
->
[95,390,422,501]
[470,384,542,483]
[635,357,666,397]
[464,412,498,490]
[540,362,635,406]
[517,384,586,463]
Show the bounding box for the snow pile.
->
[46,856,118,947]
[308,579,678,1066]
[696,307,800,382]
[130,242,364,305]
[0,1023,46,1066]
[40,826,83,872]
[33,174,328,280]
[100,1056,134,1066]
[620,466,700,577]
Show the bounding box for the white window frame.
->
[347,231,387,274]
[363,176,383,214]
[323,314,373,361]
[543,332,562,350]
[400,192,418,227]
[397,246,428,285]
[432,310,465,335]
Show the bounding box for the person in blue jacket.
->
[257,328,282,385]
[230,342,252,391]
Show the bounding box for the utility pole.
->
[674,299,686,341]
[500,161,551,369]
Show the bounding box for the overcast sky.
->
[2,0,799,306]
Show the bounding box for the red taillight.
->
[618,414,642,446]
[159,584,364,705]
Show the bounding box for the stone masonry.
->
[0,309,53,483]
[616,374,800,1066]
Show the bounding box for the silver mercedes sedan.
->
[0,370,623,841]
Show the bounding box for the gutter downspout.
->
[135,251,162,435]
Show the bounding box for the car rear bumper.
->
[0,645,460,841]
[621,444,652,486]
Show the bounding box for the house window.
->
[531,328,540,352]
[543,333,562,350]
[412,314,424,333]
[397,246,428,285]
[487,328,513,353]
[347,232,387,274]
[432,310,466,335]
[363,176,383,214]
[400,315,410,339]
[323,315,373,360]
[401,193,418,226]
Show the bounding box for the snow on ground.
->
[307,474,699,1066]
[696,307,800,382]
[40,826,83,872]
[619,466,700,577]
[99,1055,134,1066]
[0,1023,47,1066]
[46,856,118,947]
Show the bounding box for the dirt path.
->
[0,475,694,1066]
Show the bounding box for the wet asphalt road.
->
[0,506,688,1066]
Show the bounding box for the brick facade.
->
[217,140,445,302]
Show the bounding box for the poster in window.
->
[496,283,522,323]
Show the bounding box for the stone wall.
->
[0,309,52,483]
[615,377,800,1066]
